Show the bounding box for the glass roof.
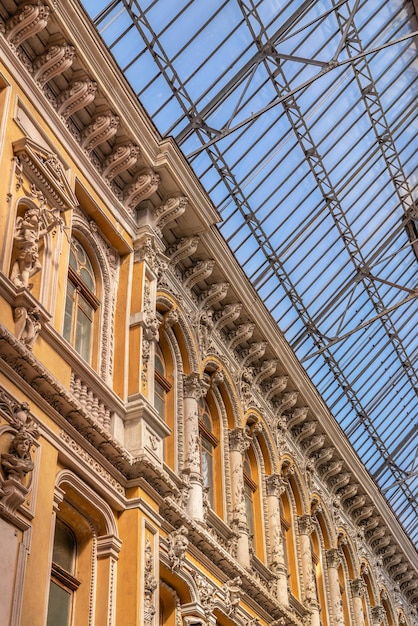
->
[80,0,418,546]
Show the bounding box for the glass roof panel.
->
[81,0,418,546]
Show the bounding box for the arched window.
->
[198,398,218,509]
[243,452,257,541]
[63,238,99,363]
[154,346,171,421]
[47,519,79,626]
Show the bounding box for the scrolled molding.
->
[124,168,160,209]
[5,1,50,47]
[32,42,75,85]
[80,112,120,151]
[56,78,97,119]
[102,142,141,181]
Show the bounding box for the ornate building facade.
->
[0,2,416,625]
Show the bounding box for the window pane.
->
[75,306,92,362]
[47,581,71,626]
[63,285,75,343]
[52,522,76,572]
[201,443,213,507]
[245,486,254,537]
[154,380,165,419]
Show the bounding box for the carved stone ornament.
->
[102,142,141,181]
[155,195,188,232]
[13,137,78,214]
[193,572,215,615]
[228,322,255,351]
[266,473,287,498]
[13,305,42,349]
[56,78,97,119]
[10,203,62,290]
[183,258,215,290]
[298,514,315,536]
[144,538,157,626]
[371,605,385,625]
[229,428,252,454]
[183,372,207,400]
[326,548,342,569]
[213,302,242,331]
[223,576,242,615]
[0,396,39,517]
[164,307,179,329]
[124,168,160,209]
[350,578,367,598]
[167,526,189,570]
[80,112,120,151]
[32,42,75,85]
[167,235,199,266]
[264,375,289,402]
[5,2,50,47]
[199,282,229,309]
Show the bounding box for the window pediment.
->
[13,137,77,213]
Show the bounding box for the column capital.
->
[350,578,367,598]
[326,547,342,569]
[229,427,252,453]
[266,473,287,497]
[298,514,316,536]
[183,372,208,400]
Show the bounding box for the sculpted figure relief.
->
[1,431,34,481]
[10,205,60,290]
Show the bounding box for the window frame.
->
[63,238,100,364]
[198,399,218,509]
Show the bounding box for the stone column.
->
[326,548,344,626]
[298,515,320,626]
[96,535,122,626]
[350,578,366,626]
[183,373,207,521]
[229,427,252,568]
[266,474,288,606]
[129,233,162,399]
